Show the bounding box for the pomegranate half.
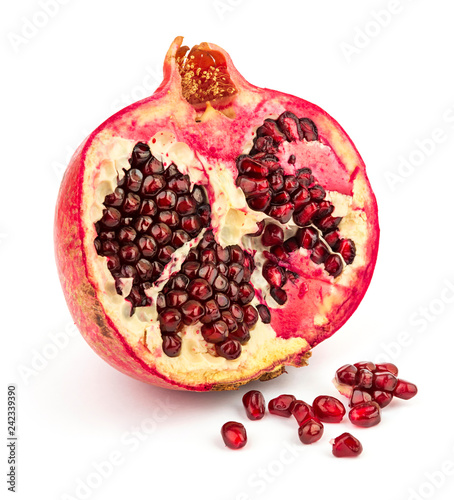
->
[54,37,379,391]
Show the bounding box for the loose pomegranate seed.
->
[242,390,266,420]
[162,334,182,357]
[350,389,373,407]
[356,369,373,389]
[298,418,324,444]
[256,304,271,324]
[331,433,363,458]
[312,396,346,423]
[354,361,376,371]
[268,394,296,417]
[159,309,182,333]
[376,363,398,376]
[373,371,398,392]
[221,421,247,449]
[349,402,381,427]
[270,287,287,305]
[216,339,242,360]
[372,390,393,408]
[296,226,319,249]
[290,401,314,426]
[393,379,418,400]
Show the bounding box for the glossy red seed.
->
[290,401,314,426]
[393,379,418,400]
[296,226,318,249]
[376,363,399,376]
[261,223,284,247]
[350,389,373,408]
[270,287,287,305]
[242,390,266,420]
[294,202,319,226]
[187,278,213,301]
[262,262,286,288]
[349,402,381,427]
[335,364,358,386]
[373,371,398,392]
[338,238,356,265]
[256,304,271,324]
[268,395,296,417]
[331,433,363,458]
[247,220,265,237]
[324,254,343,277]
[162,335,182,357]
[267,203,294,224]
[221,422,247,449]
[201,321,229,343]
[310,241,329,264]
[159,309,182,334]
[298,418,324,444]
[229,324,250,344]
[312,395,346,423]
[180,300,205,324]
[372,390,393,408]
[354,361,376,372]
[356,369,373,389]
[216,339,242,359]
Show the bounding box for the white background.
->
[2,1,454,499]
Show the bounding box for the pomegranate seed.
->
[243,305,258,327]
[158,245,174,264]
[271,191,291,205]
[162,335,182,357]
[293,187,311,211]
[229,324,250,344]
[262,262,286,288]
[284,175,299,194]
[242,390,265,420]
[150,223,172,245]
[288,155,296,164]
[310,241,329,264]
[315,201,334,219]
[293,202,319,226]
[228,263,245,284]
[237,176,269,197]
[309,184,326,202]
[187,278,213,301]
[256,304,271,324]
[312,395,346,423]
[373,371,398,392]
[101,207,121,228]
[215,293,230,310]
[270,244,288,261]
[376,363,399,376]
[198,263,218,285]
[267,203,294,223]
[299,118,318,141]
[201,321,228,343]
[167,175,190,193]
[221,311,237,331]
[216,339,242,360]
[247,192,271,211]
[393,379,418,400]
[213,274,229,292]
[354,361,376,371]
[338,238,356,265]
[182,261,200,279]
[159,309,182,333]
[350,389,373,407]
[372,390,393,408]
[237,156,269,178]
[142,174,165,196]
[166,290,189,307]
[298,418,324,444]
[356,369,373,389]
[247,220,265,237]
[120,243,140,263]
[331,433,363,458]
[181,215,202,235]
[317,215,342,232]
[230,245,244,264]
[349,402,381,427]
[290,401,314,426]
[270,287,287,305]
[131,142,151,165]
[180,300,205,324]
[283,237,299,253]
[145,157,165,175]
[136,259,154,280]
[277,111,304,141]
[324,230,340,250]
[296,226,319,249]
[107,255,121,272]
[336,364,357,387]
[172,229,190,248]
[268,394,296,417]
[201,300,221,323]
[170,274,190,290]
[227,282,240,301]
[126,169,143,192]
[221,421,247,449]
[156,190,177,210]
[105,187,125,206]
[256,119,286,144]
[175,195,197,215]
[197,205,211,227]
[324,254,343,277]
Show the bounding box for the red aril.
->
[373,371,398,392]
[372,390,393,408]
[312,395,346,423]
[290,400,314,426]
[356,369,373,389]
[393,379,418,400]
[268,395,296,417]
[349,402,381,427]
[335,364,358,386]
[298,418,324,444]
[242,390,265,420]
[221,421,247,449]
[54,38,379,391]
[350,389,373,407]
[331,433,363,458]
[376,363,398,376]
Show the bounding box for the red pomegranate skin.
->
[55,37,379,391]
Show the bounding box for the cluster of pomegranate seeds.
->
[94,142,211,310]
[221,360,417,454]
[334,361,418,426]
[158,230,263,359]
[220,421,247,450]
[236,111,357,298]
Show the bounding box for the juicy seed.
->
[215,339,242,360]
[310,242,329,264]
[372,390,393,408]
[350,389,373,408]
[221,421,247,449]
[296,227,319,249]
[331,433,363,458]
[270,287,287,305]
[324,254,343,277]
[290,401,314,426]
[201,321,229,343]
[338,238,356,265]
[242,390,266,420]
[159,309,182,334]
[373,371,398,392]
[298,418,324,444]
[356,369,374,389]
[256,304,271,324]
[349,402,381,428]
[312,396,346,423]
[162,335,182,357]
[268,394,296,417]
[262,262,286,288]
[393,379,418,400]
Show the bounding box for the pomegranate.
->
[54,37,379,391]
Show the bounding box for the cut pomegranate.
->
[242,390,266,420]
[393,379,418,400]
[331,433,363,458]
[268,395,296,417]
[55,38,379,391]
[221,421,247,450]
[349,402,381,427]
[298,418,324,444]
[312,395,346,423]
